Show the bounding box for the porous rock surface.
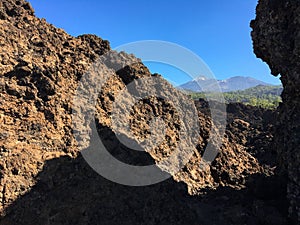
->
[251,0,300,223]
[0,0,288,224]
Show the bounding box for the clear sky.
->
[27,0,281,85]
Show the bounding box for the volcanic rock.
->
[0,0,288,224]
[251,0,300,223]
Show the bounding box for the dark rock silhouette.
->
[251,1,300,223]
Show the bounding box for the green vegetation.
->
[190,85,282,109]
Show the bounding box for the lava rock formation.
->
[251,0,300,223]
[0,0,294,224]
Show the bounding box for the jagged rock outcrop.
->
[251,1,300,223]
[0,0,112,214]
[0,0,288,224]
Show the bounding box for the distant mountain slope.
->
[233,84,283,96]
[179,76,274,92]
[191,85,283,109]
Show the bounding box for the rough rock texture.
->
[0,0,111,214]
[251,1,300,223]
[0,0,289,224]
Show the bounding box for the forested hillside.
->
[190,85,282,109]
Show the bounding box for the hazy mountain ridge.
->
[179,76,277,92]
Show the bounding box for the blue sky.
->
[27,0,281,85]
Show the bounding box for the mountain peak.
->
[179,76,274,92]
[193,75,208,81]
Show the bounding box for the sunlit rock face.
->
[251,1,300,223]
[0,0,289,224]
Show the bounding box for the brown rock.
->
[0,0,287,224]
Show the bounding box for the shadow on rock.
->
[0,154,288,225]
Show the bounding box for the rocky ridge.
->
[0,0,289,224]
